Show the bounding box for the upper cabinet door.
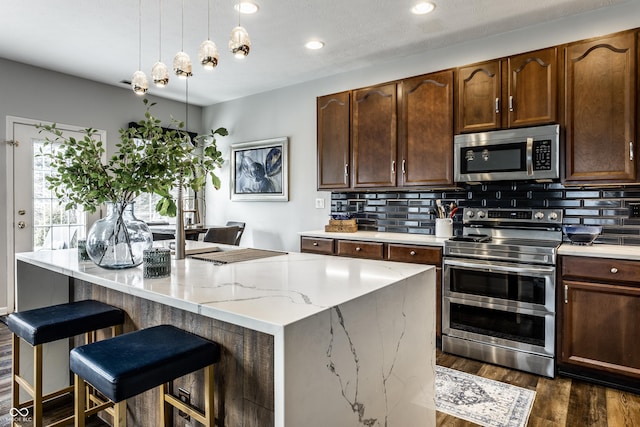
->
[400,70,454,187]
[352,83,398,188]
[456,60,501,133]
[564,32,637,183]
[507,48,558,128]
[317,92,351,189]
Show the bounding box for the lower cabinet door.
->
[561,279,640,378]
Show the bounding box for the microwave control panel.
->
[533,140,553,170]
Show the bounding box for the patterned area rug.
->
[436,365,536,427]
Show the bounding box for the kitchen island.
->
[15,245,436,426]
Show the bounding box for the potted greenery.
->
[39,99,227,268]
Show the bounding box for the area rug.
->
[436,365,536,427]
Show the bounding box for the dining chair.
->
[202,226,240,245]
[225,221,246,245]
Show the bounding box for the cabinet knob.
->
[410,250,416,256]
[313,242,319,246]
[355,247,362,252]
[610,267,618,274]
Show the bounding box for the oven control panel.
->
[465,208,562,224]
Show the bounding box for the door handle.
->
[17,221,26,229]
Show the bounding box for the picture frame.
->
[230,137,289,201]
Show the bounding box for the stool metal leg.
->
[204,365,215,427]
[11,334,20,427]
[160,383,171,427]
[113,401,127,427]
[74,374,85,427]
[33,344,43,427]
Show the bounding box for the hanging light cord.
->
[158,0,162,60]
[181,0,185,51]
[138,0,142,70]
[207,0,211,40]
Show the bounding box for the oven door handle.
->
[444,258,555,275]
[526,137,534,176]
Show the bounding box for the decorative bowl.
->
[562,225,602,245]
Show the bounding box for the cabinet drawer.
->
[336,240,384,260]
[387,243,441,264]
[563,256,640,284]
[300,237,334,255]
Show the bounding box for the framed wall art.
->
[230,137,289,201]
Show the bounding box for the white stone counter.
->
[15,244,436,426]
[558,243,640,260]
[299,230,446,246]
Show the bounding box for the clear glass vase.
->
[86,202,153,269]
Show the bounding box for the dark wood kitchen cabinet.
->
[564,31,637,183]
[351,83,398,188]
[559,256,640,392]
[456,48,558,133]
[399,70,454,187]
[317,91,351,190]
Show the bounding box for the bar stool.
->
[70,324,220,427]
[8,300,125,427]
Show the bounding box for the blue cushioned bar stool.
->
[7,300,125,427]
[70,325,221,427]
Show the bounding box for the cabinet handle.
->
[610,267,618,274]
[355,247,362,252]
[410,250,416,256]
[564,284,568,304]
[630,142,634,161]
[344,163,349,177]
[313,242,319,246]
[391,161,396,174]
[509,96,514,112]
[402,159,406,175]
[495,97,500,113]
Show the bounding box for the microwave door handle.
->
[526,137,534,176]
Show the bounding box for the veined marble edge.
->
[558,243,640,260]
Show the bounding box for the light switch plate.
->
[315,198,325,209]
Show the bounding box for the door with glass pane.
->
[4,118,105,312]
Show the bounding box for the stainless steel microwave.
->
[454,124,560,183]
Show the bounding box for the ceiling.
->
[0,0,630,106]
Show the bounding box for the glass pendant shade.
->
[131,70,149,95]
[199,39,219,70]
[151,61,170,87]
[173,51,193,79]
[229,26,251,58]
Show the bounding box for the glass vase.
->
[86,202,153,269]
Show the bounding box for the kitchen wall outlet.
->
[315,198,325,209]
[630,203,640,218]
[178,388,190,421]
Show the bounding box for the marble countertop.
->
[16,243,433,335]
[299,230,446,247]
[558,243,640,260]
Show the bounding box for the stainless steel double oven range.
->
[443,208,562,378]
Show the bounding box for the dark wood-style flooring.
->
[0,320,638,426]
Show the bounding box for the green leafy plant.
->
[38,99,227,216]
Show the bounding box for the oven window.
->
[450,266,546,305]
[460,142,526,173]
[449,303,545,347]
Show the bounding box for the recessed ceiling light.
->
[234,1,259,14]
[305,40,325,50]
[411,2,435,15]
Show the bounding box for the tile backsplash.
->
[331,182,640,246]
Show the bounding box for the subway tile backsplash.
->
[331,182,640,246]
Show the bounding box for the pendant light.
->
[173,0,193,79]
[151,0,169,86]
[199,0,219,70]
[131,0,149,95]
[229,1,251,59]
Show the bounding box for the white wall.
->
[0,60,202,311]
[202,1,640,252]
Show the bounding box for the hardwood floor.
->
[0,319,638,426]
[436,350,640,426]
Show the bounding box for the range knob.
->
[548,212,558,221]
[534,211,545,220]
[466,210,475,218]
[477,210,486,219]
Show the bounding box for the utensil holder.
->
[435,218,454,238]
